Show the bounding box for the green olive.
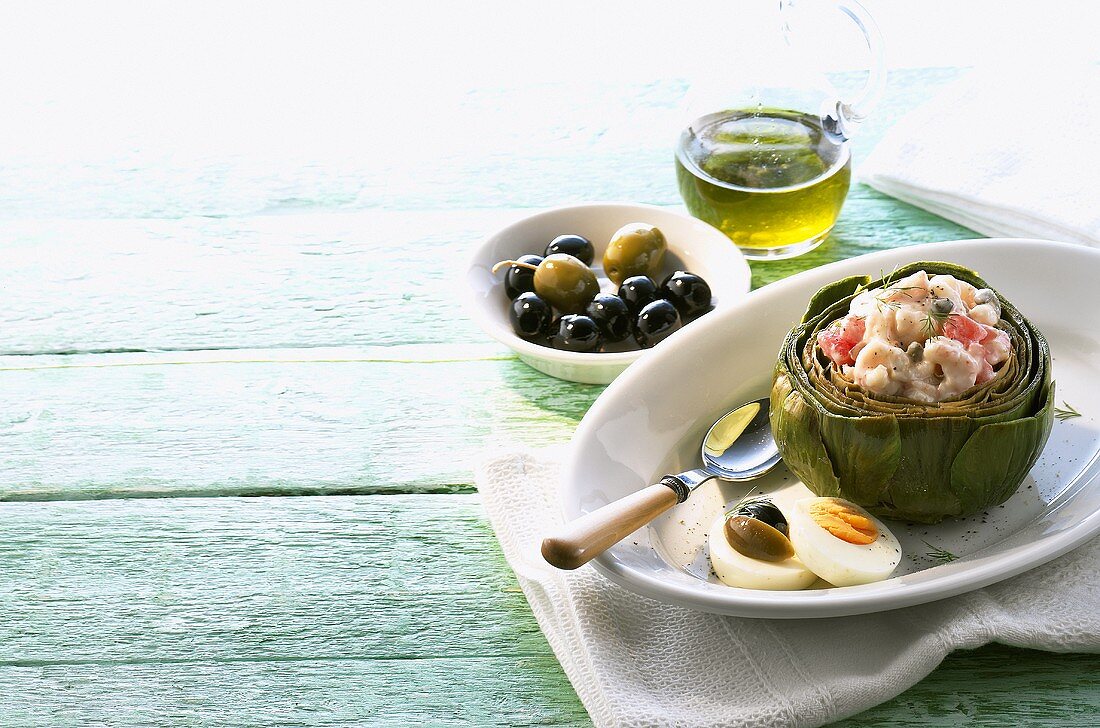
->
[603,223,667,286]
[724,515,795,562]
[532,253,599,313]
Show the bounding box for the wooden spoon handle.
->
[541,480,682,570]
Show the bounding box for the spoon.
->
[541,397,780,570]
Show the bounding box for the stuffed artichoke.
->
[771,261,1054,523]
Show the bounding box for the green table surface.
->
[2,63,1098,726]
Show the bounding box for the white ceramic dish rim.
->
[463,201,752,368]
[563,238,1100,617]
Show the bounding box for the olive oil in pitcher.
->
[675,108,851,259]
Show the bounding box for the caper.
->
[974,288,1001,314]
[492,254,599,313]
[931,297,954,315]
[724,515,795,562]
[603,223,667,286]
[906,342,923,362]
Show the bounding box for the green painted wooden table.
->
[1,62,1097,726]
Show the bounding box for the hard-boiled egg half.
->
[707,498,817,591]
[788,497,901,587]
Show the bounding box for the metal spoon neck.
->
[660,468,716,503]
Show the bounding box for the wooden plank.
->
[0,494,1094,726]
[0,191,971,356]
[3,646,1096,728]
[0,348,598,500]
[0,67,960,221]
[0,494,586,725]
[0,210,508,355]
[839,645,1100,727]
[0,496,546,663]
[0,657,591,727]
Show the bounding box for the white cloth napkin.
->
[860,65,1100,246]
[476,449,1100,728]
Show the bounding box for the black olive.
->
[633,299,681,348]
[660,270,713,319]
[551,314,603,352]
[735,500,789,537]
[545,234,594,266]
[584,294,631,343]
[503,254,543,299]
[618,275,659,315]
[508,292,553,339]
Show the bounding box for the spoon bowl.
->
[702,399,781,480]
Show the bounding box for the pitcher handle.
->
[785,0,887,141]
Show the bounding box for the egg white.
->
[788,497,902,587]
[707,514,817,591]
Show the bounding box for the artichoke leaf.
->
[770,374,842,498]
[820,413,901,505]
[879,417,975,522]
[799,275,870,324]
[950,379,1056,513]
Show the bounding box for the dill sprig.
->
[875,288,923,312]
[1054,401,1082,421]
[885,285,923,297]
[873,267,924,310]
[859,267,925,311]
[879,266,900,288]
[723,492,773,520]
[922,540,958,564]
[920,309,953,338]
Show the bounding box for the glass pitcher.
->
[675,0,886,260]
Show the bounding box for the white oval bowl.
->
[563,238,1100,617]
[464,203,751,384]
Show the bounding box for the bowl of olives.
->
[465,203,751,383]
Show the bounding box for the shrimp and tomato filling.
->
[816,270,1012,403]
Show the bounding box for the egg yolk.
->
[807,499,878,545]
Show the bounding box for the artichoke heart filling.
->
[815,270,1012,403]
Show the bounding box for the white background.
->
[0,1,1095,216]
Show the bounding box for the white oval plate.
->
[562,239,1100,618]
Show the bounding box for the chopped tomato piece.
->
[943,314,984,347]
[979,324,1008,346]
[817,315,865,366]
[843,314,865,342]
